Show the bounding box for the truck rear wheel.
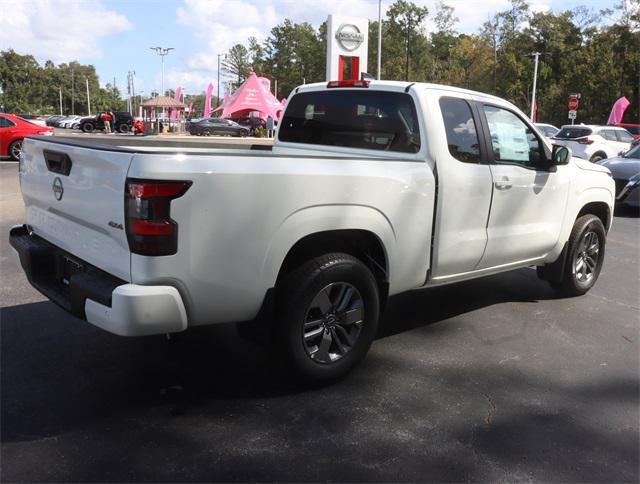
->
[540,214,606,296]
[276,253,379,382]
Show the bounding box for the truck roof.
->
[294,80,508,105]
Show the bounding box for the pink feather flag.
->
[607,96,630,125]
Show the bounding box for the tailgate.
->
[19,138,133,281]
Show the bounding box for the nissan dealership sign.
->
[326,15,369,81]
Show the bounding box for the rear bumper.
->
[9,225,187,336]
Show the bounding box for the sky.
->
[0,0,621,97]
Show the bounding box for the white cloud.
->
[0,0,132,63]
[165,69,216,94]
[173,0,557,93]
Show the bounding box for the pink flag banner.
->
[204,83,214,118]
[170,87,183,121]
[188,102,193,117]
[607,96,630,125]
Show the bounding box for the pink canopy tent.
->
[214,72,283,121]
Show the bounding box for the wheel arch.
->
[576,201,611,232]
[276,229,390,309]
[262,205,396,311]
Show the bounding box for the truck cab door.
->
[429,95,493,278]
[476,104,570,269]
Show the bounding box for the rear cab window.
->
[555,127,592,139]
[279,89,421,153]
[439,97,481,163]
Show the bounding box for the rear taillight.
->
[326,80,370,88]
[575,137,594,145]
[125,179,191,256]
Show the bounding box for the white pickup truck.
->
[11,80,615,381]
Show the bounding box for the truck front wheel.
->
[276,253,380,382]
[539,214,606,296]
[81,123,94,133]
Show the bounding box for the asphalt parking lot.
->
[1,161,638,482]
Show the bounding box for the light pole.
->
[58,86,63,115]
[405,17,411,82]
[150,46,174,97]
[71,68,75,115]
[217,53,225,108]
[377,0,382,80]
[529,52,541,122]
[86,77,91,116]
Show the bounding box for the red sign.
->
[568,97,579,110]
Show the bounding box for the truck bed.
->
[34,134,274,153]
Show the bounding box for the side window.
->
[602,130,618,142]
[483,105,544,167]
[616,130,634,143]
[439,97,481,163]
[0,117,16,128]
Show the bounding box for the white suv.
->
[553,125,635,162]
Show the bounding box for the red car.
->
[0,113,54,160]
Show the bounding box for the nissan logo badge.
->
[335,24,364,52]
[52,177,64,201]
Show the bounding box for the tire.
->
[590,152,606,163]
[276,253,380,382]
[202,129,212,136]
[8,139,23,161]
[81,123,94,133]
[554,214,606,296]
[118,124,130,134]
[240,130,248,137]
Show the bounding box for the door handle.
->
[494,176,512,190]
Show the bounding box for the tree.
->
[386,0,429,81]
[222,44,252,90]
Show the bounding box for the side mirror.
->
[552,145,571,165]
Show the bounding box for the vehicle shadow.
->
[614,204,640,218]
[377,266,560,339]
[1,267,563,445]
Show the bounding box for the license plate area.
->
[61,255,85,286]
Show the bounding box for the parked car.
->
[65,116,84,129]
[188,117,250,137]
[610,123,640,139]
[0,113,53,160]
[552,124,635,162]
[535,123,559,138]
[17,114,47,127]
[10,80,615,381]
[597,144,640,209]
[80,112,133,133]
[57,115,84,129]
[45,115,64,127]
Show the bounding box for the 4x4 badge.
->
[52,177,64,201]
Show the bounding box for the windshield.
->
[622,144,640,159]
[279,90,421,153]
[555,127,592,139]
